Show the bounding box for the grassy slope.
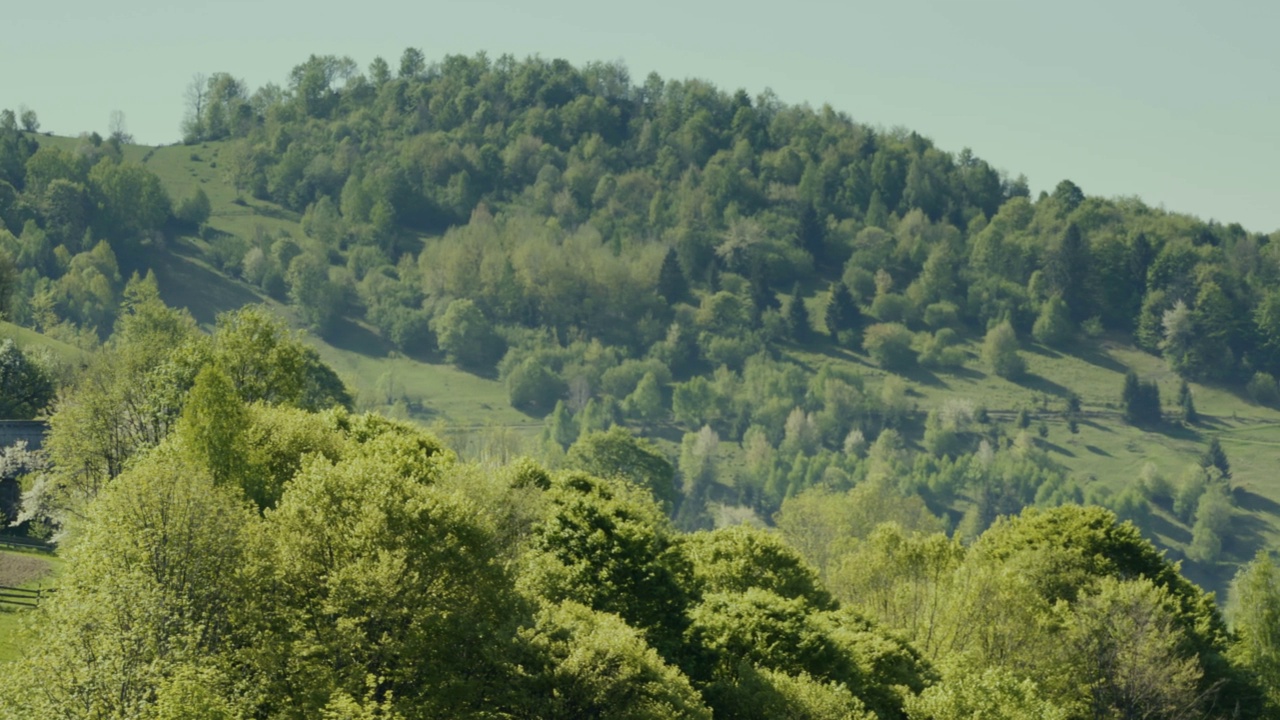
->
[129,139,540,435]
[0,548,63,663]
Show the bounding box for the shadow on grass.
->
[1146,512,1191,546]
[323,316,393,358]
[1234,487,1280,515]
[1013,372,1073,398]
[1155,423,1203,442]
[1079,419,1116,434]
[1073,344,1130,374]
[1224,512,1274,563]
[1034,438,1076,457]
[1025,344,1063,359]
[249,202,301,223]
[1085,444,1112,457]
[939,365,986,382]
[900,365,949,389]
[151,250,265,327]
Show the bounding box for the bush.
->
[982,321,1026,379]
[863,323,916,371]
[1247,372,1280,406]
[923,301,961,330]
[175,187,212,228]
[506,357,567,414]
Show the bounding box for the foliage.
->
[982,320,1025,380]
[863,323,916,371]
[565,426,677,511]
[0,338,54,418]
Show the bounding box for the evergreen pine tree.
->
[865,190,890,229]
[656,247,688,304]
[798,203,824,262]
[787,283,810,342]
[1178,380,1198,424]
[1122,371,1142,423]
[824,281,862,347]
[1202,437,1231,479]
[747,263,778,322]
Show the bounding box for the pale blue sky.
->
[4,0,1277,231]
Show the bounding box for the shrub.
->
[863,323,916,371]
[982,321,1026,379]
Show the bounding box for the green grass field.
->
[0,547,62,663]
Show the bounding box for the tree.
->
[285,252,341,334]
[433,298,502,370]
[1200,437,1231,479]
[522,471,694,660]
[1188,483,1232,563]
[399,47,426,78]
[18,107,38,133]
[1043,222,1090,321]
[519,601,711,719]
[1064,577,1206,720]
[1122,371,1161,425]
[88,159,171,244]
[657,247,688,304]
[982,321,1026,380]
[174,365,248,489]
[1229,553,1280,712]
[905,667,1068,720]
[825,281,862,348]
[506,356,567,414]
[567,426,678,511]
[210,305,351,411]
[175,187,212,228]
[863,323,916,371]
[182,73,209,142]
[0,339,55,418]
[1178,380,1198,424]
[1031,295,1072,347]
[625,371,666,428]
[108,110,133,145]
[1,447,257,718]
[786,283,810,342]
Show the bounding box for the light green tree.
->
[982,320,1026,379]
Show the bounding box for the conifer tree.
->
[1178,380,1198,424]
[824,281,862,347]
[786,283,810,342]
[798,203,824,262]
[1202,437,1231,479]
[656,247,688,304]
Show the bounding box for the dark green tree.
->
[1201,437,1231,479]
[824,281,862,348]
[657,247,688,304]
[1178,380,1198,424]
[786,283,810,342]
[0,339,54,419]
[1043,222,1090,321]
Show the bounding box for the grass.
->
[0,547,63,663]
[786,330,1280,595]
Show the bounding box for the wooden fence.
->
[0,585,51,609]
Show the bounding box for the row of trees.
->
[5,286,1280,717]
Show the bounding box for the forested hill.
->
[6,49,1280,718]
[6,49,1280,572]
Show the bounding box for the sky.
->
[3,0,1277,232]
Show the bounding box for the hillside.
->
[6,51,1280,719]
[2,53,1279,599]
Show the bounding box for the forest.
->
[1,49,1280,718]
